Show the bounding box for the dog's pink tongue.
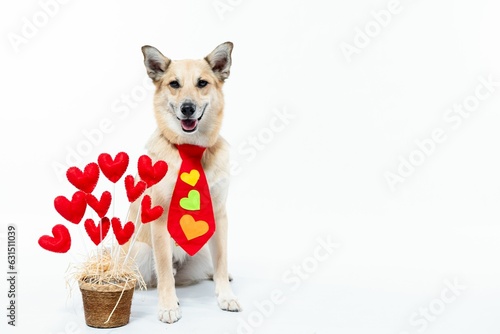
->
[181,119,198,131]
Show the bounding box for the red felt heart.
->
[86,191,112,218]
[84,217,111,246]
[111,217,135,245]
[141,195,164,224]
[124,175,147,202]
[138,155,168,188]
[38,224,71,253]
[54,191,87,224]
[66,163,100,193]
[98,152,129,183]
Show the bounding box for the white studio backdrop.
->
[1,0,500,333]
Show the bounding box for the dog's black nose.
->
[180,103,196,117]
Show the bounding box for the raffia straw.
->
[69,248,146,289]
[103,277,130,324]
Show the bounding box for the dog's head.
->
[142,42,233,147]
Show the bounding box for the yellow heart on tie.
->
[180,169,200,187]
[180,214,209,240]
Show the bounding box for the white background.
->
[1,0,500,333]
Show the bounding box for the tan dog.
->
[128,42,241,324]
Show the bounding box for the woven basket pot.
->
[79,279,136,328]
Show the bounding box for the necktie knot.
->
[176,144,206,162]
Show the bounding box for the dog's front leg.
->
[151,216,181,323]
[209,206,242,312]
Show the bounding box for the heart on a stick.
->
[141,195,164,224]
[111,217,135,245]
[124,175,147,203]
[86,191,112,218]
[98,152,129,183]
[54,191,87,224]
[84,217,111,246]
[138,155,168,188]
[66,162,100,194]
[38,224,71,253]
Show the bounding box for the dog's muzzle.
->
[178,102,205,133]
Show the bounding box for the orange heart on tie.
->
[180,214,209,240]
[180,169,200,187]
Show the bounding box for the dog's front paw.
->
[158,303,181,323]
[218,293,242,312]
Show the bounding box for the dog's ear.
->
[142,45,171,82]
[205,42,233,81]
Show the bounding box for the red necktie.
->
[167,144,216,256]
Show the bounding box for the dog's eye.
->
[169,81,180,89]
[197,80,208,88]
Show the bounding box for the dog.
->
[127,42,241,324]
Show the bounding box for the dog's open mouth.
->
[178,105,206,133]
[180,119,199,133]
